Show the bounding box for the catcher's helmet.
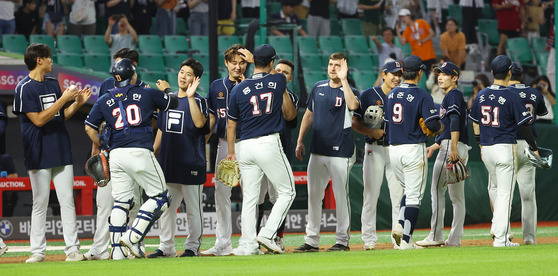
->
[111,58,136,88]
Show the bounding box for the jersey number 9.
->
[392,103,403,123]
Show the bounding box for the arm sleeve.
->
[449,113,460,132]
[519,123,538,150]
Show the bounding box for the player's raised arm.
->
[282,90,297,121]
[64,88,92,120]
[338,59,359,111]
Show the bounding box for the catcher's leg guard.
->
[109,199,132,260]
[126,190,170,244]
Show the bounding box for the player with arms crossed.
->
[203,44,251,256]
[417,62,470,247]
[148,58,210,258]
[385,55,442,250]
[505,62,547,245]
[85,58,178,258]
[294,52,360,253]
[468,55,537,247]
[226,44,297,255]
[352,61,405,250]
[13,43,91,263]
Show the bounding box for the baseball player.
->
[203,44,250,256]
[84,58,178,258]
[416,62,470,247]
[0,238,7,256]
[226,44,297,255]
[148,58,210,258]
[294,52,360,253]
[385,55,442,250]
[352,61,405,250]
[468,55,537,247]
[506,62,547,245]
[13,43,91,263]
[256,59,299,251]
[84,48,145,261]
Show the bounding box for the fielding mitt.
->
[419,118,444,138]
[85,151,110,187]
[216,159,240,188]
[445,159,470,184]
[364,105,384,129]
[524,147,553,169]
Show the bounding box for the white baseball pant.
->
[361,143,403,246]
[28,165,80,257]
[515,139,537,244]
[389,144,428,206]
[305,152,355,248]
[482,144,517,247]
[425,140,469,245]
[157,183,204,255]
[237,133,295,251]
[258,175,278,205]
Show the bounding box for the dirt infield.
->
[2,236,558,264]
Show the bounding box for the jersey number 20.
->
[112,104,141,129]
[250,92,273,115]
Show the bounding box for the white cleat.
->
[201,245,233,256]
[364,242,376,250]
[65,251,85,262]
[416,239,445,247]
[26,254,45,263]
[120,232,145,258]
[399,240,424,250]
[84,250,110,260]
[392,224,404,247]
[256,236,283,254]
[0,243,7,256]
[231,246,259,256]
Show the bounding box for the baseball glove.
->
[216,159,240,188]
[524,147,553,169]
[85,151,110,187]
[445,159,470,184]
[419,118,443,138]
[364,105,383,129]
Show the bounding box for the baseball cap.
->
[511,62,523,75]
[433,61,460,77]
[399,8,411,16]
[253,44,277,65]
[403,55,427,72]
[382,61,403,73]
[491,55,512,74]
[111,58,136,88]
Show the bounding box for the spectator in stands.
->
[426,56,449,104]
[395,8,436,75]
[15,0,39,39]
[337,0,359,18]
[307,0,333,39]
[524,0,544,40]
[493,0,525,55]
[105,15,138,66]
[68,0,97,36]
[542,0,554,90]
[467,73,490,110]
[371,27,403,66]
[188,0,209,36]
[131,0,156,35]
[241,0,259,18]
[105,0,132,33]
[460,0,483,52]
[217,0,236,35]
[271,0,308,37]
[156,0,177,37]
[359,0,385,37]
[440,18,466,69]
[43,0,67,38]
[532,75,555,123]
[294,0,310,19]
[0,0,18,40]
[427,0,451,36]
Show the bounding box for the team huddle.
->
[9,41,553,262]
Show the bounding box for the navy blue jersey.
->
[354,86,386,144]
[436,88,469,145]
[207,77,240,138]
[228,73,287,140]
[85,85,173,150]
[12,76,73,170]
[279,89,299,163]
[307,80,360,157]
[0,153,17,174]
[508,84,548,139]
[157,93,210,185]
[468,85,532,146]
[385,83,439,145]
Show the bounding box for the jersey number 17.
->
[250,92,273,116]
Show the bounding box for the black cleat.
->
[147,249,177,258]
[293,243,319,253]
[180,250,196,257]
[326,244,350,252]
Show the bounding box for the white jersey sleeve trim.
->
[84,120,99,129]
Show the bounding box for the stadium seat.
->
[300,54,324,72]
[192,53,209,70]
[340,18,363,36]
[477,19,499,47]
[190,36,209,54]
[530,36,547,53]
[267,1,281,16]
[318,36,344,56]
[1,34,28,55]
[268,36,293,55]
[29,35,57,57]
[368,36,382,53]
[394,38,412,56]
[481,4,493,19]
[83,35,110,55]
[138,71,167,84]
[176,19,189,35]
[506,37,536,66]
[57,35,83,55]
[166,71,179,91]
[57,53,84,68]
[344,35,371,54]
[535,52,549,75]
[138,54,166,73]
[352,70,378,92]
[348,53,375,72]
[330,18,341,36]
[164,53,190,71]
[163,35,190,54]
[198,73,210,97]
[84,53,110,72]
[297,36,319,55]
[218,35,241,54]
[448,5,462,26]
[303,71,327,93]
[138,35,164,55]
